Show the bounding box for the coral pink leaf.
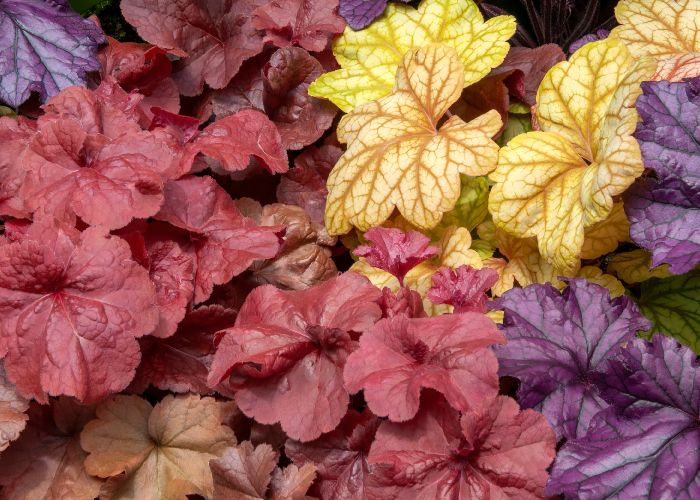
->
[286,408,383,500]
[252,0,346,52]
[426,265,499,314]
[0,397,103,500]
[154,175,284,303]
[210,441,278,500]
[0,116,35,218]
[344,314,505,421]
[190,110,289,174]
[376,286,427,319]
[368,392,556,500]
[208,272,382,442]
[148,106,200,144]
[353,227,440,286]
[120,0,265,95]
[0,217,157,403]
[0,361,29,455]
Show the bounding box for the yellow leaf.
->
[577,266,625,298]
[653,52,700,81]
[607,249,673,283]
[486,309,504,323]
[581,202,631,260]
[326,44,501,235]
[350,225,483,316]
[309,0,515,112]
[489,40,656,269]
[487,231,579,296]
[610,0,700,59]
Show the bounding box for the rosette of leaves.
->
[489,39,656,269]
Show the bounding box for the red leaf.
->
[286,408,383,500]
[129,305,237,396]
[252,0,345,52]
[426,265,499,314]
[353,227,440,286]
[0,218,157,403]
[189,110,289,174]
[0,116,35,218]
[1,219,30,244]
[211,48,337,150]
[0,397,103,500]
[208,272,382,442]
[376,287,427,319]
[368,392,556,500]
[344,314,505,421]
[450,71,517,138]
[121,0,266,95]
[154,175,284,303]
[148,106,200,144]
[276,145,341,224]
[489,45,566,107]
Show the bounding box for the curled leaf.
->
[426,265,499,313]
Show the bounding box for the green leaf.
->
[636,271,700,353]
[425,175,490,241]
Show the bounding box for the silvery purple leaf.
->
[624,76,700,274]
[338,0,408,30]
[489,278,651,440]
[0,0,105,107]
[546,335,700,499]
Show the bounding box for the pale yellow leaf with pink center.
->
[326,43,501,235]
[81,394,236,500]
[610,0,700,59]
[350,226,482,316]
[607,249,673,284]
[653,52,700,80]
[577,266,625,298]
[309,0,515,111]
[581,202,631,260]
[489,39,656,269]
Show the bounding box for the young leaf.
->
[81,393,237,500]
[0,218,157,404]
[153,175,284,303]
[344,313,505,421]
[325,43,502,234]
[610,0,700,59]
[426,265,499,314]
[376,287,427,319]
[251,0,346,51]
[286,409,382,500]
[490,278,652,440]
[489,39,656,269]
[607,249,672,284]
[208,272,381,442]
[636,270,700,353]
[425,175,490,240]
[624,77,700,274]
[547,335,700,499]
[0,0,105,107]
[309,0,515,111]
[353,227,440,287]
[120,0,265,95]
[368,392,556,500]
[0,397,103,500]
[0,361,28,456]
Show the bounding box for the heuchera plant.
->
[3,0,700,498]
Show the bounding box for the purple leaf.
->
[546,335,700,499]
[624,76,700,274]
[0,0,106,107]
[489,278,652,440]
[338,0,408,31]
[568,30,609,54]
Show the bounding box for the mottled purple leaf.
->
[624,76,700,274]
[489,278,652,440]
[0,0,106,107]
[568,30,609,54]
[546,334,700,499]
